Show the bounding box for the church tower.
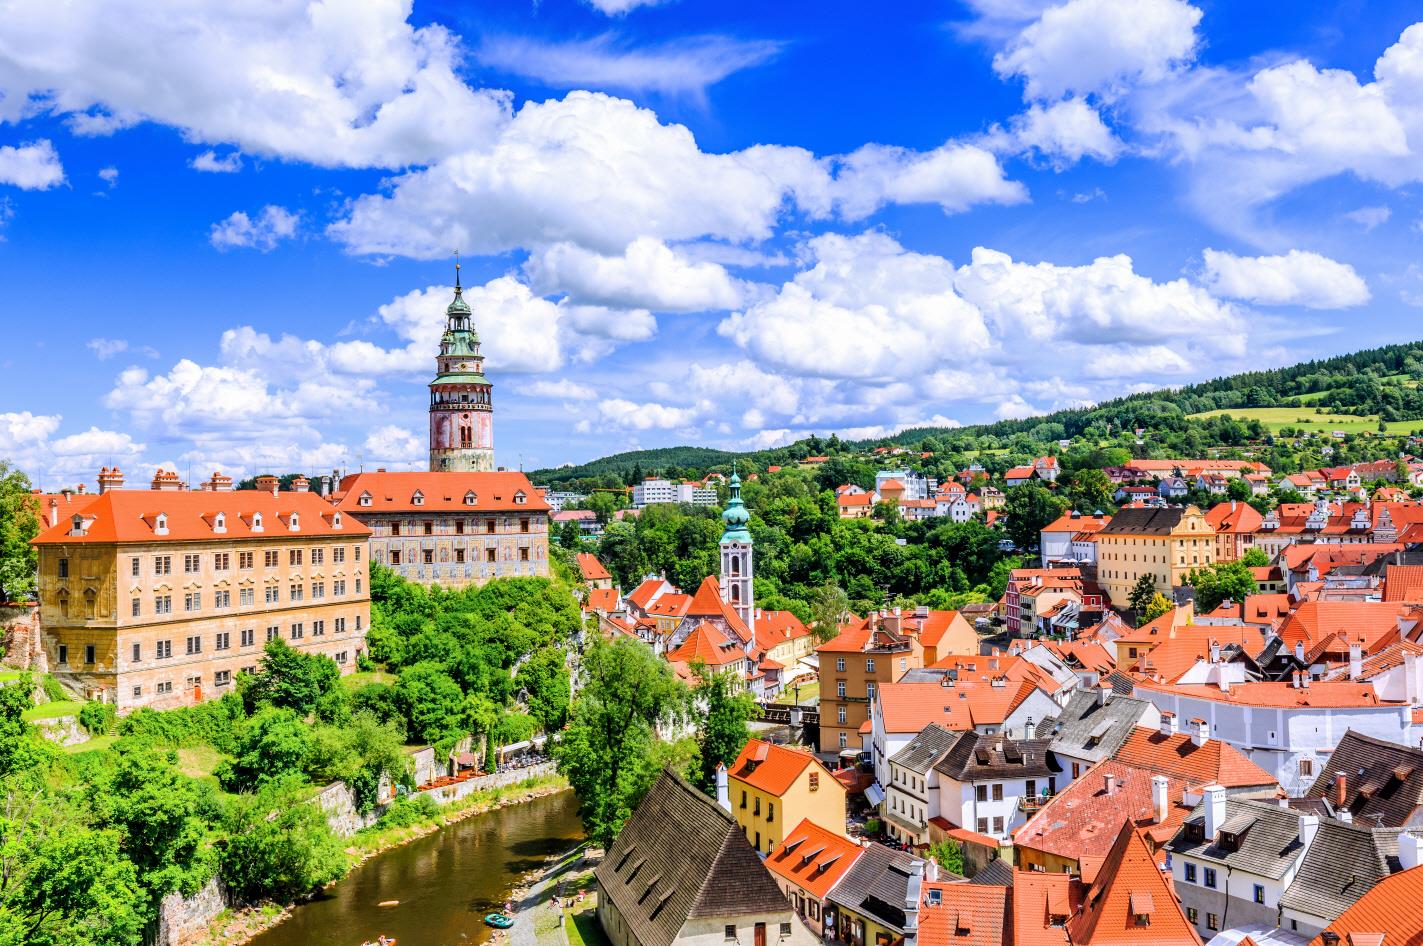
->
[720,469,754,634]
[429,265,494,472]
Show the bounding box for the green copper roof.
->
[432,369,491,385]
[720,471,751,543]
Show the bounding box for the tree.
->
[0,461,40,601]
[1190,560,1257,613]
[553,637,687,847]
[516,646,571,732]
[692,668,760,794]
[1002,483,1066,550]
[1064,469,1112,514]
[218,706,313,792]
[1238,547,1270,568]
[1142,593,1174,623]
[4,826,147,946]
[241,639,340,716]
[394,663,467,745]
[1127,573,1158,617]
[925,840,964,876]
[1225,478,1253,502]
[220,774,347,903]
[806,582,851,642]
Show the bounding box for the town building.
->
[31,489,371,712]
[724,738,846,855]
[1296,729,1423,825]
[1038,510,1109,567]
[577,552,614,589]
[1304,848,1423,946]
[428,268,495,472]
[1036,688,1158,788]
[631,478,718,508]
[1095,505,1216,609]
[333,470,550,588]
[763,819,865,936]
[818,619,924,755]
[596,769,818,946]
[822,843,933,946]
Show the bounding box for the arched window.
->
[332,511,343,529]
[730,585,741,603]
[730,557,741,576]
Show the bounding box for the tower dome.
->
[720,472,751,541]
[428,262,494,472]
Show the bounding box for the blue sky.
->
[3,0,1423,487]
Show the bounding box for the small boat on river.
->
[485,913,515,929]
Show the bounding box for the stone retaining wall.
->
[417,762,557,806]
[155,876,226,946]
[1,606,43,672]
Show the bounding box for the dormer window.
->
[70,514,87,537]
[412,490,424,506]
[289,512,300,531]
[252,513,264,533]
[514,491,527,505]
[155,513,169,536]
[332,511,342,529]
[464,491,477,505]
[359,492,373,507]
[213,512,227,534]
[927,889,942,906]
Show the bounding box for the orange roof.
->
[728,739,834,797]
[1112,726,1276,789]
[1306,864,1423,946]
[1067,824,1199,946]
[26,490,100,527]
[919,880,1009,946]
[646,593,692,619]
[1127,459,1269,473]
[1277,601,1410,650]
[1011,870,1082,946]
[585,588,619,613]
[754,610,811,651]
[763,818,863,899]
[668,622,745,666]
[1041,512,1110,534]
[1204,501,1263,534]
[1112,608,1183,646]
[627,576,672,610]
[31,489,369,545]
[575,552,611,582]
[1280,543,1401,573]
[838,492,874,508]
[1013,761,1193,873]
[1134,678,1401,709]
[877,678,1044,733]
[929,653,1064,694]
[686,575,751,641]
[1385,565,1423,603]
[333,470,549,512]
[1132,626,1266,683]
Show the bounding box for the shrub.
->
[376,792,439,829]
[40,675,66,703]
[78,701,115,735]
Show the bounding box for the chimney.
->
[1338,810,1353,824]
[1160,712,1178,737]
[1190,717,1209,748]
[1335,773,1348,808]
[1302,672,1311,690]
[291,475,310,493]
[904,860,924,940]
[1407,653,1420,705]
[1103,772,1117,796]
[1349,642,1363,681]
[715,763,730,813]
[47,499,58,529]
[1209,639,1221,664]
[1151,775,1170,824]
[1204,785,1227,841]
[1300,814,1319,852]
[1400,832,1423,871]
[1096,683,1111,707]
[97,466,125,493]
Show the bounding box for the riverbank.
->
[195,772,572,946]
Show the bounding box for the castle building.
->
[30,489,372,712]
[720,471,754,634]
[429,266,494,473]
[332,470,550,589]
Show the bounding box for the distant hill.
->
[537,340,1423,482]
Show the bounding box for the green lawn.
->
[22,700,83,722]
[566,908,611,946]
[0,671,23,683]
[341,670,396,688]
[177,745,225,780]
[777,680,819,704]
[1188,407,1423,436]
[63,734,117,754]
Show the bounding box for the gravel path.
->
[509,845,586,946]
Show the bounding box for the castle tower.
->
[720,470,754,634]
[429,264,494,472]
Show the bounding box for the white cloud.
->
[190,150,243,173]
[97,166,118,187]
[87,338,130,360]
[0,0,510,169]
[1344,206,1391,230]
[0,411,61,450]
[525,237,744,312]
[583,0,672,14]
[1200,248,1370,308]
[993,0,1202,100]
[209,205,299,252]
[998,97,1121,164]
[0,412,144,487]
[740,428,796,450]
[362,425,423,467]
[718,231,991,380]
[831,142,1028,220]
[0,140,64,189]
[478,33,780,97]
[525,379,598,400]
[595,397,707,431]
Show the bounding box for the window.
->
[767,802,774,822]
[335,617,346,634]
[215,552,230,570]
[289,549,303,566]
[356,614,362,630]
[155,555,172,576]
[155,595,172,615]
[866,658,876,673]
[486,519,496,534]
[753,797,761,816]
[240,588,254,607]
[241,628,254,647]
[215,632,231,651]
[184,592,201,612]
[779,923,791,938]
[84,644,95,665]
[519,547,530,562]
[977,817,988,834]
[336,651,349,664]
[520,518,530,534]
[1184,863,1197,883]
[992,783,1004,801]
[836,657,845,672]
[131,597,141,617]
[1253,884,1265,904]
[837,707,846,724]
[312,620,325,637]
[184,553,201,573]
[333,547,345,564]
[423,549,434,565]
[215,670,232,687]
[214,590,230,608]
[156,640,173,659]
[265,586,279,604]
[57,557,68,578]
[1206,914,1219,932]
[57,644,68,665]
[836,681,846,699]
[264,550,278,568]
[132,642,141,662]
[289,584,303,601]
[900,657,907,672]
[724,926,736,941]
[311,548,324,565]
[185,635,201,655]
[290,623,304,640]
[1300,759,1314,777]
[839,733,848,749]
[740,791,747,809]
[1203,867,1217,889]
[866,682,876,700]
[992,816,1004,834]
[390,550,402,565]
[133,685,142,698]
[976,785,988,802]
[156,681,173,696]
[809,772,819,791]
[130,557,140,577]
[312,581,325,599]
[239,551,253,569]
[486,549,496,563]
[266,626,279,642]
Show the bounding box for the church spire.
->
[719,462,754,633]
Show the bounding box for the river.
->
[248,790,585,946]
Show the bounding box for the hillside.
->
[533,446,738,484]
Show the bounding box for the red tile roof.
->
[1306,864,1423,946]
[1131,626,1267,683]
[668,622,745,666]
[1277,601,1410,650]
[919,880,1009,946]
[1067,824,1199,946]
[1134,678,1401,709]
[575,552,611,582]
[585,588,619,613]
[32,489,368,545]
[877,679,1044,734]
[627,576,672,610]
[1385,565,1423,603]
[333,470,549,512]
[687,575,751,641]
[1041,513,1111,534]
[754,610,811,651]
[728,739,836,797]
[1112,726,1276,789]
[1204,501,1263,534]
[763,818,863,899]
[646,593,692,619]
[1011,870,1082,946]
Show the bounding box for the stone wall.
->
[417,762,557,806]
[155,876,227,946]
[33,714,87,746]
[312,780,392,837]
[0,606,43,672]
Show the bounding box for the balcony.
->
[1019,793,1052,815]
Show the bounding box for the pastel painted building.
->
[428,267,494,473]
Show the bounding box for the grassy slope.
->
[1187,407,1423,435]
